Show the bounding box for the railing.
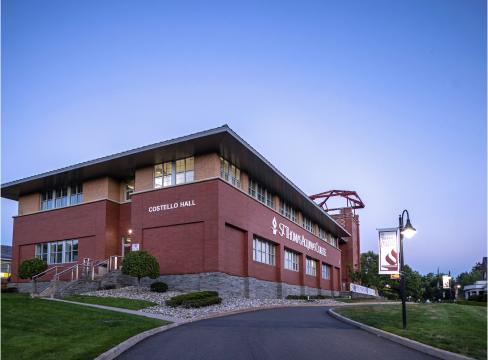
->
[31,256,125,294]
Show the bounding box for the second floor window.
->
[280,201,298,223]
[302,216,315,234]
[154,157,194,188]
[125,178,134,201]
[249,179,274,209]
[318,227,328,241]
[284,249,299,271]
[41,183,82,211]
[306,257,317,276]
[220,157,241,189]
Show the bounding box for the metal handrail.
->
[110,256,124,270]
[32,265,70,282]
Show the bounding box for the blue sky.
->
[2,0,486,277]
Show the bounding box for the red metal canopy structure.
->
[309,190,365,214]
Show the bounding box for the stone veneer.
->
[141,272,339,299]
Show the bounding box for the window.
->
[318,227,328,242]
[154,157,193,188]
[36,240,78,264]
[322,263,330,279]
[279,201,298,223]
[220,157,241,189]
[41,184,82,211]
[124,178,134,201]
[306,257,317,276]
[176,157,194,184]
[330,236,337,247]
[71,183,83,204]
[253,237,275,265]
[0,263,11,278]
[302,216,315,234]
[284,249,299,271]
[249,179,274,209]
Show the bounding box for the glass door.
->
[122,236,131,257]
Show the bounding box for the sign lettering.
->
[148,200,196,213]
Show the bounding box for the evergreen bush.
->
[457,300,487,307]
[150,282,168,293]
[467,294,482,302]
[165,291,219,307]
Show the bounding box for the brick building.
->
[2,125,359,298]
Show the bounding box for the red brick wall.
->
[222,225,246,276]
[143,223,204,275]
[135,166,153,192]
[194,153,220,180]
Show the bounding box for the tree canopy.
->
[121,250,160,294]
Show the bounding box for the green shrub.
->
[165,291,219,307]
[482,293,487,302]
[457,300,488,307]
[121,250,160,294]
[18,258,48,280]
[150,282,168,293]
[181,296,222,308]
[285,295,330,300]
[467,295,482,302]
[1,286,17,293]
[387,293,398,300]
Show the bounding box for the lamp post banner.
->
[378,228,399,275]
[443,275,450,289]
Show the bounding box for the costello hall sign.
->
[149,200,196,213]
[271,217,327,257]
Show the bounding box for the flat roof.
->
[1,125,350,239]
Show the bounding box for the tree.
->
[121,250,160,294]
[18,258,48,293]
[472,262,483,273]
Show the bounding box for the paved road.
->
[116,306,437,360]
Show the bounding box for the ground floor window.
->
[322,263,330,279]
[306,257,317,276]
[284,249,299,271]
[1,262,11,278]
[253,237,275,265]
[35,239,78,264]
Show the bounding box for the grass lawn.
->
[334,303,487,360]
[1,293,171,360]
[335,299,400,303]
[61,295,157,310]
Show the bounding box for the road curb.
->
[328,308,475,360]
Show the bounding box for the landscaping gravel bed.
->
[83,286,344,319]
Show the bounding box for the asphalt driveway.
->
[116,305,437,360]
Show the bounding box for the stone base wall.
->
[141,272,339,299]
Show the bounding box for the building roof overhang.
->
[1,125,350,239]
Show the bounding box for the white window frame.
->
[306,257,317,276]
[302,216,315,234]
[154,157,194,188]
[36,239,78,265]
[124,178,135,201]
[318,227,328,242]
[253,237,275,266]
[220,157,241,189]
[41,183,82,211]
[279,201,298,223]
[249,179,274,209]
[284,249,299,272]
[322,263,330,279]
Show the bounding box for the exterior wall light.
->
[129,229,132,235]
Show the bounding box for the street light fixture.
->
[399,210,417,330]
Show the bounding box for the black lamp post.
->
[399,210,417,330]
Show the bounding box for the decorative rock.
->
[83,286,344,320]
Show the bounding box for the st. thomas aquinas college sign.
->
[271,217,327,257]
[378,228,399,275]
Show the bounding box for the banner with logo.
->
[442,275,450,289]
[378,228,399,274]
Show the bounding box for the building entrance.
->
[122,236,131,257]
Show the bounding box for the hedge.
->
[165,291,219,307]
[457,300,488,307]
[467,294,483,302]
[1,286,17,293]
[150,282,168,293]
[181,296,222,308]
[285,295,330,300]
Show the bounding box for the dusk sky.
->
[2,1,486,278]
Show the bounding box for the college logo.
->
[271,217,278,235]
